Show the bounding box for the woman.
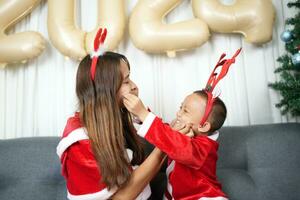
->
[56,51,166,200]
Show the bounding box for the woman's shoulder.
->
[67,139,95,163]
[57,111,89,157]
[62,112,82,137]
[57,123,90,160]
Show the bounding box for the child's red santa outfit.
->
[56,113,151,200]
[138,112,228,200]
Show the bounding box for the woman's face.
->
[117,60,138,102]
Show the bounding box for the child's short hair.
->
[194,90,227,134]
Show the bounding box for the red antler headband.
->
[199,48,242,126]
[90,28,107,81]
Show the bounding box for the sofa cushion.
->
[0,137,67,200]
[217,123,300,200]
[0,123,299,200]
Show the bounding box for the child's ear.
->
[198,122,211,133]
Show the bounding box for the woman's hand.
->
[123,93,149,122]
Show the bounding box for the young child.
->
[123,49,242,200]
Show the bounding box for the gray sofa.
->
[0,123,299,200]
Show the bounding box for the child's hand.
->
[170,119,184,130]
[184,128,194,138]
[176,124,194,138]
[170,120,194,138]
[123,93,149,122]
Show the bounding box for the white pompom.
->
[212,86,221,98]
[90,46,106,58]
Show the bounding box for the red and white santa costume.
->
[56,112,151,200]
[137,112,228,200]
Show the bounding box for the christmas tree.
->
[269,0,300,116]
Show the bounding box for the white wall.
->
[0,0,298,139]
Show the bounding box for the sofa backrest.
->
[0,123,299,200]
[217,123,300,200]
[0,137,67,200]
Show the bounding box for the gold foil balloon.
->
[0,0,46,68]
[1,0,276,64]
[47,0,86,60]
[48,0,126,60]
[85,0,126,55]
[129,0,210,57]
[192,0,275,44]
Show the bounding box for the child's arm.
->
[110,148,166,200]
[123,94,212,168]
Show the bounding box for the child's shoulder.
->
[193,132,219,145]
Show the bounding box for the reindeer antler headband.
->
[199,48,242,126]
[90,28,107,81]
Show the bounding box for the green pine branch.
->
[287,1,300,8]
[275,55,295,73]
[269,0,300,117]
[269,71,300,115]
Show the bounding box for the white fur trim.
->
[90,46,106,58]
[163,194,227,200]
[208,131,219,141]
[136,184,151,200]
[212,86,221,98]
[166,160,175,199]
[199,197,228,200]
[67,187,117,200]
[137,112,156,137]
[67,176,150,200]
[163,195,227,200]
[126,148,133,162]
[56,128,88,158]
[163,195,169,200]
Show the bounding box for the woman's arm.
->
[110,147,166,200]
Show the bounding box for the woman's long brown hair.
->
[76,52,144,189]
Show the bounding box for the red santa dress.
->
[137,112,228,200]
[56,112,151,200]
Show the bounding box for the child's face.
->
[118,60,138,100]
[175,93,206,133]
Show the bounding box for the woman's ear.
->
[197,122,211,133]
